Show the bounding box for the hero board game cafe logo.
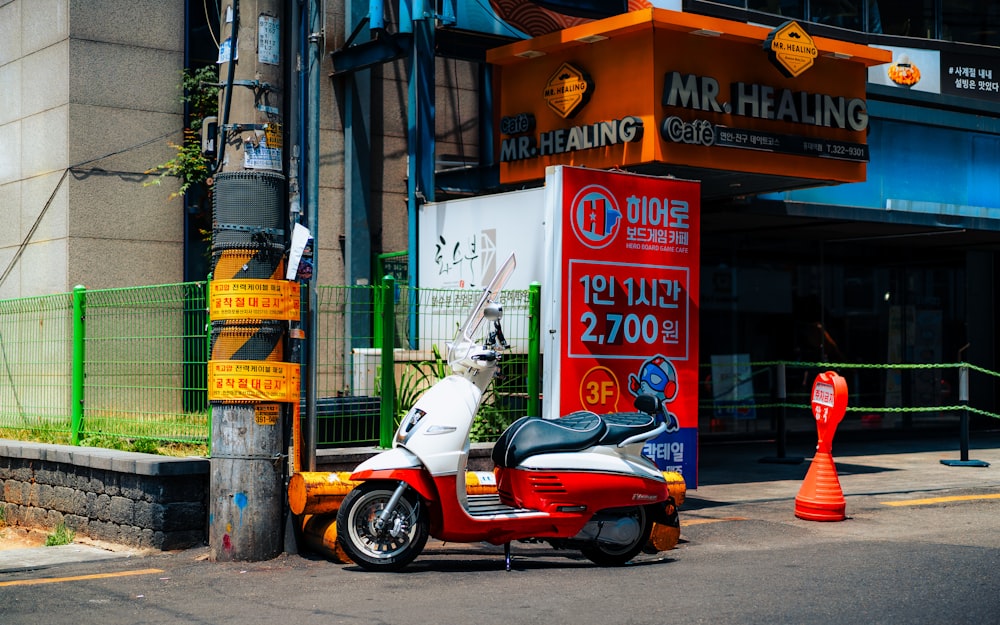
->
[570,185,621,249]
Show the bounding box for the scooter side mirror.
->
[634,394,661,416]
[483,303,503,321]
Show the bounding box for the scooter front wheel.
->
[336,482,429,571]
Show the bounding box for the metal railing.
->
[2,278,998,452]
[0,291,75,439]
[311,280,541,447]
[0,283,210,446]
[0,279,543,449]
[75,283,210,445]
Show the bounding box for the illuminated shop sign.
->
[660,71,871,161]
[488,8,890,184]
[764,21,818,78]
[501,67,870,164]
[500,114,643,161]
[543,62,594,118]
[662,72,869,132]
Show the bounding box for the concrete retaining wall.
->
[0,440,489,551]
[0,440,209,550]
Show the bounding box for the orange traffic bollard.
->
[795,371,848,522]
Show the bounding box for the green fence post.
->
[379,275,396,448]
[205,274,212,450]
[528,282,541,418]
[182,281,208,413]
[373,278,384,349]
[71,285,86,445]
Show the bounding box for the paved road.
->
[2,435,999,624]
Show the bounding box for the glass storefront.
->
[699,219,975,437]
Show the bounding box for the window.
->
[689,0,1000,43]
[747,1,805,20]
[943,1,1000,46]
[876,0,934,38]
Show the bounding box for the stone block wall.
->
[0,440,209,550]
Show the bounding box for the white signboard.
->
[417,188,545,290]
[258,15,280,65]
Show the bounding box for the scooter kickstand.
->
[504,542,512,571]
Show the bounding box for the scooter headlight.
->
[395,407,426,445]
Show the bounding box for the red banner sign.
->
[555,166,701,482]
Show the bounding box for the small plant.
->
[45,521,75,546]
[0,505,7,529]
[385,345,449,422]
[144,65,219,200]
[469,402,515,443]
[78,434,131,451]
[130,438,159,454]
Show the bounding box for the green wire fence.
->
[0,291,75,438]
[0,278,542,449]
[1,278,998,452]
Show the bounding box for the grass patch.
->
[45,521,75,546]
[0,427,207,457]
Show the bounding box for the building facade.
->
[3,1,998,433]
[0,0,187,296]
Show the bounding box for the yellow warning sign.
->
[210,279,301,321]
[265,123,283,149]
[208,360,301,403]
[254,403,281,425]
[764,21,817,78]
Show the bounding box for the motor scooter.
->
[336,253,679,571]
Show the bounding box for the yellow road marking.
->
[681,516,746,526]
[0,567,164,588]
[882,493,1000,507]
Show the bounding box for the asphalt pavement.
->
[2,430,998,575]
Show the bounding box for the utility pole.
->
[207,0,292,562]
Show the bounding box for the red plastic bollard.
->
[795,371,848,522]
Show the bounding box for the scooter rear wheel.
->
[336,482,429,571]
[580,506,652,567]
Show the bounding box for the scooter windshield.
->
[447,252,516,367]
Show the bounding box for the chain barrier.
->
[699,360,1000,421]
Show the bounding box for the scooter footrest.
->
[467,494,538,517]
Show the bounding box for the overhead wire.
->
[0,130,178,289]
[204,0,221,48]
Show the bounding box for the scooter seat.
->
[598,412,658,446]
[491,412,606,468]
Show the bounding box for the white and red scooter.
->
[336,253,679,571]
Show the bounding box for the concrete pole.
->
[208,0,287,562]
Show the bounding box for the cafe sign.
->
[544,62,594,118]
[487,8,890,186]
[765,21,818,78]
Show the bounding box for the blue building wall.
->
[764,107,1000,224]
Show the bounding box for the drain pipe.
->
[405,0,435,292]
[303,0,322,471]
[214,1,239,174]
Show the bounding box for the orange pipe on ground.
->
[300,514,351,563]
[287,471,359,515]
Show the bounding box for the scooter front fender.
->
[350,448,438,502]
